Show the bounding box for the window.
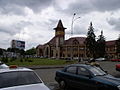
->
[88,66,106,76]
[73,40,79,45]
[78,67,89,76]
[17,71,41,85]
[0,71,42,89]
[60,37,64,45]
[66,66,77,74]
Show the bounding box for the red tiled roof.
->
[106,40,116,46]
[64,37,86,45]
[37,37,117,48]
[36,44,45,49]
[45,36,56,46]
[45,37,86,46]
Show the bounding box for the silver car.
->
[0,66,50,90]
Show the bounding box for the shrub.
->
[1,57,8,63]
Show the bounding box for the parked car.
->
[0,66,50,90]
[0,61,8,69]
[55,64,120,90]
[111,59,120,62]
[95,58,106,61]
[116,64,120,71]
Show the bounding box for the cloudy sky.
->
[0,0,120,50]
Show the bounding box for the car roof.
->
[66,64,93,68]
[0,67,33,73]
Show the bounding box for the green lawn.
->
[5,58,77,66]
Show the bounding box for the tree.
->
[25,47,36,55]
[7,48,19,53]
[85,22,97,58]
[96,31,106,58]
[116,35,120,58]
[7,48,25,56]
[0,48,6,55]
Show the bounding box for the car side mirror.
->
[85,74,93,79]
[104,71,108,73]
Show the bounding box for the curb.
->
[26,66,65,70]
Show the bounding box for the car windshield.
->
[0,71,42,89]
[89,66,106,76]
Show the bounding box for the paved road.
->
[34,68,61,90]
[99,61,120,77]
[34,61,120,90]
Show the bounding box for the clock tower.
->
[54,20,66,58]
[54,20,66,45]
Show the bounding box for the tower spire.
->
[54,20,66,37]
[54,20,66,30]
[57,20,63,28]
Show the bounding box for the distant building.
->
[36,20,120,59]
[3,52,20,58]
[11,40,25,50]
[36,20,86,59]
[106,40,120,59]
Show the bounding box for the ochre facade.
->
[36,20,120,59]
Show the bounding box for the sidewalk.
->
[25,65,66,69]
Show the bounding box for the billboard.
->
[11,40,25,50]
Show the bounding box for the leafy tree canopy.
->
[0,48,6,55]
[25,47,36,55]
[7,48,25,55]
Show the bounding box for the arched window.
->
[73,39,79,45]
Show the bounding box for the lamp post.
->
[70,13,81,60]
[71,13,81,36]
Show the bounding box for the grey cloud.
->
[73,25,87,35]
[0,21,32,35]
[0,28,12,35]
[0,0,120,16]
[15,21,33,29]
[0,0,54,15]
[65,0,94,15]
[66,25,87,35]
[107,17,120,31]
[39,19,58,31]
[0,41,10,49]
[92,0,120,11]
[48,19,59,28]
[54,0,120,15]
[0,26,18,35]
[0,4,25,15]
[49,19,58,25]
[53,0,94,15]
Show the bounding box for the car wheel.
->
[59,80,67,89]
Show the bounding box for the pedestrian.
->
[86,58,100,67]
[78,57,81,63]
[90,59,100,67]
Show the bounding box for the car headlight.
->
[117,85,120,90]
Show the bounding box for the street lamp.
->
[70,13,81,60]
[71,13,81,36]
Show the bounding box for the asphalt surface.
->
[34,61,120,90]
[34,68,61,90]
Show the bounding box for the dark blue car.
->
[55,64,120,90]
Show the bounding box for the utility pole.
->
[70,13,81,60]
[71,13,81,36]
